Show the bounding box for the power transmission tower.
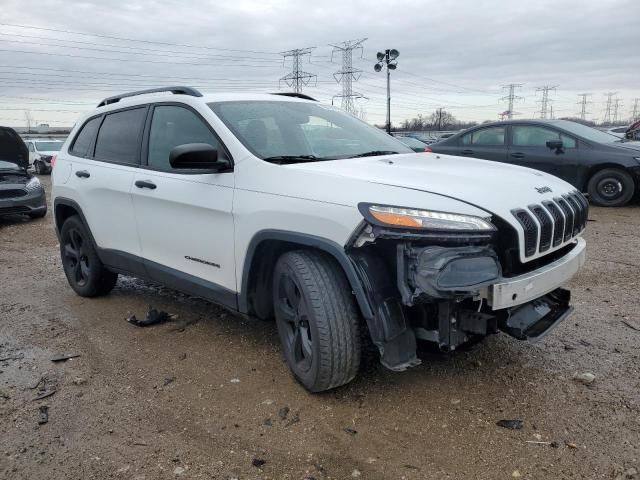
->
[602,92,617,125]
[631,98,640,122]
[279,48,316,93]
[501,84,523,119]
[576,93,592,120]
[329,38,367,115]
[536,85,557,119]
[613,97,622,124]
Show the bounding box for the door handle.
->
[510,152,525,159]
[461,149,474,155]
[135,180,157,190]
[75,170,90,178]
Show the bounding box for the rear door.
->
[130,103,236,306]
[454,126,509,162]
[66,107,147,274]
[509,124,580,185]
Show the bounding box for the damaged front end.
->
[347,205,576,372]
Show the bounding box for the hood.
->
[0,127,29,170]
[288,152,578,222]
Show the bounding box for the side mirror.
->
[169,143,229,171]
[546,140,563,152]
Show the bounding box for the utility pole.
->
[374,49,399,134]
[577,93,592,120]
[436,108,444,131]
[501,84,523,119]
[602,92,617,125]
[279,47,316,93]
[613,97,622,124]
[536,85,557,119]
[631,98,640,122]
[330,38,367,115]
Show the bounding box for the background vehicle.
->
[52,88,587,392]
[24,139,63,174]
[393,135,430,152]
[606,126,629,138]
[430,119,640,207]
[0,127,47,218]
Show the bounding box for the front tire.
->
[273,250,361,392]
[60,216,118,297]
[34,161,42,174]
[587,168,635,207]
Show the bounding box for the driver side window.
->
[461,127,505,146]
[512,126,577,148]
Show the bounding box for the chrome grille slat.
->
[512,190,586,259]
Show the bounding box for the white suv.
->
[52,87,588,392]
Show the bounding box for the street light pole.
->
[374,48,399,134]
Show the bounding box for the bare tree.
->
[24,111,35,132]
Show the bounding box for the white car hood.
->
[289,152,578,220]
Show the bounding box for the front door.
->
[130,104,236,308]
[509,125,580,186]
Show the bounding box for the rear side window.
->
[70,117,101,157]
[94,108,146,165]
[512,126,577,148]
[461,127,505,146]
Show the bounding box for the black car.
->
[429,119,640,207]
[0,127,47,218]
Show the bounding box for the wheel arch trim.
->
[238,230,374,320]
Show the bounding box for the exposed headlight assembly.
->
[360,204,496,231]
[26,176,42,191]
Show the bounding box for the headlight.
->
[26,176,42,191]
[361,204,496,231]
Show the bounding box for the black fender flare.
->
[53,198,98,246]
[238,230,374,321]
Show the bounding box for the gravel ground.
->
[1,176,639,480]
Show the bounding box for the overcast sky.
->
[1,0,639,127]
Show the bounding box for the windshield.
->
[209,100,412,161]
[0,160,20,170]
[35,141,63,152]
[551,120,620,143]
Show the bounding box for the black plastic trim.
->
[270,92,317,101]
[97,86,203,107]
[239,230,374,320]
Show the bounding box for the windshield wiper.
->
[350,150,399,158]
[262,155,323,164]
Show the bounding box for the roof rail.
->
[271,92,317,101]
[97,86,203,107]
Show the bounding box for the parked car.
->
[52,87,587,392]
[24,139,64,174]
[0,127,47,218]
[429,119,640,207]
[393,135,430,152]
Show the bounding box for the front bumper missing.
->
[487,237,586,310]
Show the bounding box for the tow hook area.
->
[499,288,573,341]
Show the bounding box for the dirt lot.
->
[1,175,639,480]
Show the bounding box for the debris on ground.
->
[512,470,522,478]
[278,406,290,420]
[173,466,186,475]
[0,352,24,362]
[573,372,596,385]
[285,411,300,427]
[50,353,80,363]
[127,307,170,327]
[0,388,10,400]
[496,419,524,430]
[351,469,361,477]
[566,442,578,449]
[252,458,266,468]
[163,376,176,386]
[344,428,358,436]
[230,378,240,383]
[263,418,272,426]
[178,353,187,361]
[72,377,87,386]
[621,319,640,332]
[38,406,49,425]
[32,389,56,401]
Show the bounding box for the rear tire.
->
[587,168,635,207]
[60,215,118,297]
[273,250,361,392]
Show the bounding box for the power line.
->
[501,84,523,119]
[279,48,316,93]
[631,98,640,122]
[536,85,557,119]
[577,93,592,120]
[613,97,622,124]
[329,38,367,115]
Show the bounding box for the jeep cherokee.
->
[52,87,587,392]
